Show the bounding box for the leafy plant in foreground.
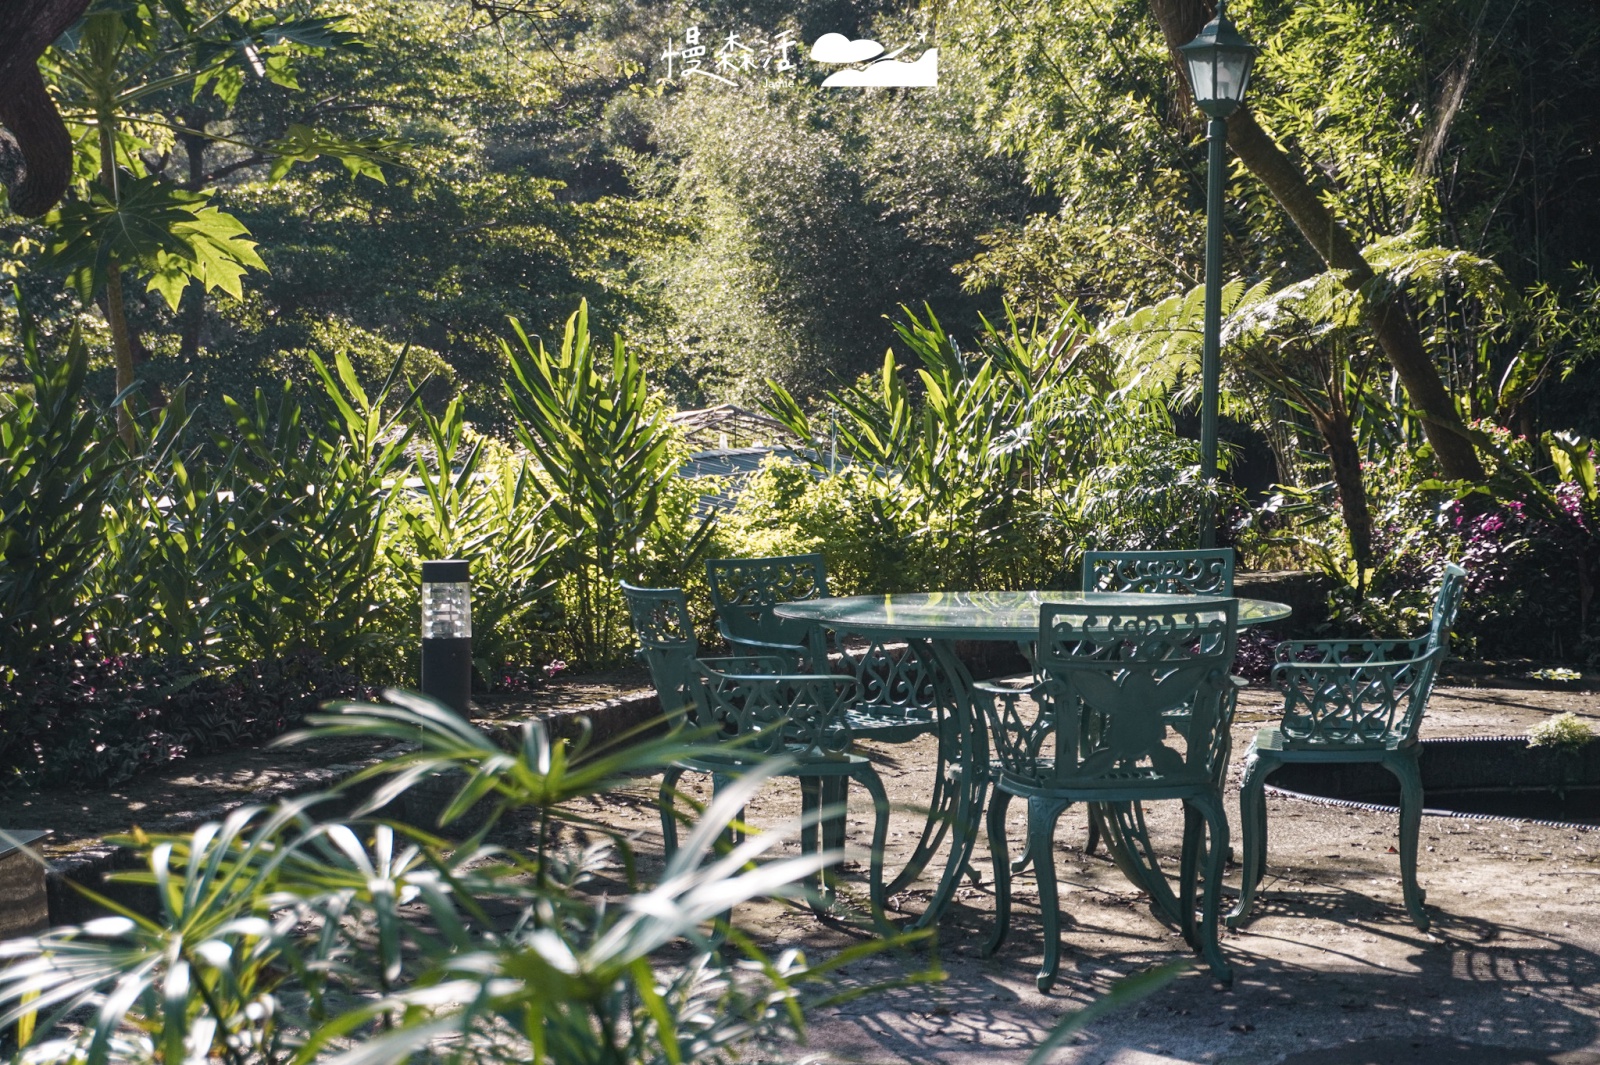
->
[0,693,927,1065]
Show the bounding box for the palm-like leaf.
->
[1,699,920,1065]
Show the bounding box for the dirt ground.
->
[578,681,1600,1065]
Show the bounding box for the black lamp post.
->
[421,559,472,713]
[1180,1,1257,548]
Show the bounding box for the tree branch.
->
[0,0,93,216]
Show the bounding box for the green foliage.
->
[0,306,124,671]
[0,694,925,1065]
[393,399,566,688]
[746,305,1223,592]
[505,302,710,667]
[0,655,354,790]
[632,77,1027,399]
[46,174,266,311]
[0,296,716,788]
[213,350,419,674]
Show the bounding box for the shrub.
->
[1255,424,1600,657]
[0,652,360,790]
[742,305,1226,592]
[504,301,712,667]
[1528,712,1595,751]
[0,312,125,673]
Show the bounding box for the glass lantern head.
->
[421,559,472,640]
[1180,1,1258,119]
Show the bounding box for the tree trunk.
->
[105,258,138,448]
[178,124,207,360]
[0,0,95,216]
[1146,0,1486,483]
[1313,406,1373,576]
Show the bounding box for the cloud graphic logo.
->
[809,33,886,64]
[820,48,937,87]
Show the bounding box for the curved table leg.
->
[841,636,962,898]
[884,637,961,895]
[905,638,989,930]
[887,711,959,894]
[1093,800,1184,925]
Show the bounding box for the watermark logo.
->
[811,33,937,87]
[656,25,936,88]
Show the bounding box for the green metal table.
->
[774,590,1291,928]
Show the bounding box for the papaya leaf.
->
[45,174,264,310]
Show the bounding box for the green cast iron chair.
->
[621,581,916,923]
[662,656,894,929]
[705,555,955,893]
[706,553,830,667]
[1010,548,1236,873]
[977,598,1241,989]
[621,581,702,727]
[1226,562,1467,932]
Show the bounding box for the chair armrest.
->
[1273,636,1430,665]
[1271,647,1436,681]
[696,654,793,677]
[716,619,811,661]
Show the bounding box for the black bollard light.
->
[420,559,473,713]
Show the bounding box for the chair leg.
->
[1190,791,1234,986]
[659,764,687,862]
[798,775,831,914]
[1085,805,1103,855]
[1179,802,1203,951]
[1029,796,1071,993]
[821,776,848,855]
[985,788,1015,957]
[822,775,848,900]
[711,773,744,846]
[852,766,894,934]
[709,772,745,935]
[1381,750,1430,932]
[1226,748,1271,930]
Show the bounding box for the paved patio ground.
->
[580,682,1600,1065]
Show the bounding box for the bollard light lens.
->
[421,559,472,639]
[423,581,472,639]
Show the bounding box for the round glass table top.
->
[773,590,1291,641]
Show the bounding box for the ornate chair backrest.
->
[620,582,699,726]
[1424,562,1468,658]
[986,599,1238,791]
[706,553,829,648]
[1396,560,1468,742]
[691,659,859,761]
[1081,548,1235,596]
